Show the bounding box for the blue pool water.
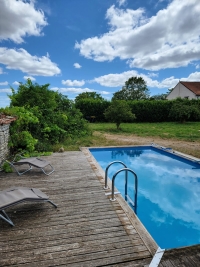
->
[90,146,200,249]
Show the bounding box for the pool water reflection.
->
[90,146,200,249]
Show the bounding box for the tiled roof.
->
[0,114,17,125]
[180,81,200,96]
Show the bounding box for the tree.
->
[112,77,150,101]
[75,92,104,103]
[9,79,58,110]
[7,79,89,152]
[168,88,174,93]
[104,100,136,129]
[150,93,167,100]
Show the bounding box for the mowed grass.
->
[52,121,200,153]
[89,122,200,142]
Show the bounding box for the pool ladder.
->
[104,161,138,214]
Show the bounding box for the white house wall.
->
[167,83,196,100]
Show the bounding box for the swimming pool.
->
[89,145,200,249]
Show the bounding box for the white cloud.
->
[61,79,85,87]
[13,81,20,85]
[186,72,200,81]
[0,88,12,93]
[100,91,111,95]
[0,68,3,74]
[93,70,200,90]
[51,87,110,95]
[0,81,8,86]
[0,48,61,76]
[73,63,82,69]
[93,70,139,87]
[23,76,36,81]
[0,0,47,43]
[75,0,200,70]
[117,0,127,7]
[51,87,94,94]
[0,96,10,108]
[148,72,158,78]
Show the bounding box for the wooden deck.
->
[0,151,156,267]
[159,244,200,266]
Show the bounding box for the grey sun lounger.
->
[0,187,57,226]
[4,155,54,176]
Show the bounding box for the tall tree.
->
[75,92,104,102]
[112,76,150,100]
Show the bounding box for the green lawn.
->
[89,122,200,142]
[52,122,200,154]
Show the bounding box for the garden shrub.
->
[128,100,173,122]
[75,99,110,122]
[169,98,200,122]
[1,79,90,152]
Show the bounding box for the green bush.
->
[76,98,200,123]
[169,98,200,122]
[1,162,13,173]
[75,99,110,122]
[1,106,39,153]
[128,100,173,122]
[1,79,90,152]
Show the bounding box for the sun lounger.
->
[4,155,54,176]
[0,187,57,226]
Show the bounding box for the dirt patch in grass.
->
[95,132,200,159]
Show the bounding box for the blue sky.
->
[0,0,200,107]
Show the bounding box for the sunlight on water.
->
[90,146,200,249]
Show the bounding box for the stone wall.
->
[0,124,10,163]
[0,114,17,164]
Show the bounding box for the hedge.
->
[75,98,200,123]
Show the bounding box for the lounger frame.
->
[3,154,54,176]
[0,187,57,226]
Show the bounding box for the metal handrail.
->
[104,161,127,189]
[110,168,138,214]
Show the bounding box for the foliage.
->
[112,76,150,100]
[75,99,110,122]
[169,98,200,122]
[1,162,13,173]
[75,92,104,102]
[75,98,200,123]
[5,79,90,152]
[104,100,136,129]
[0,106,38,153]
[128,100,173,122]
[10,79,57,110]
[150,94,167,100]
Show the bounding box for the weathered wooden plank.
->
[0,225,133,247]
[159,259,176,267]
[0,231,141,253]
[0,151,154,267]
[0,241,146,265]
[104,258,152,266]
[1,248,151,267]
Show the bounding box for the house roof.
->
[180,81,200,96]
[0,114,17,125]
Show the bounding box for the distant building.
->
[166,81,200,100]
